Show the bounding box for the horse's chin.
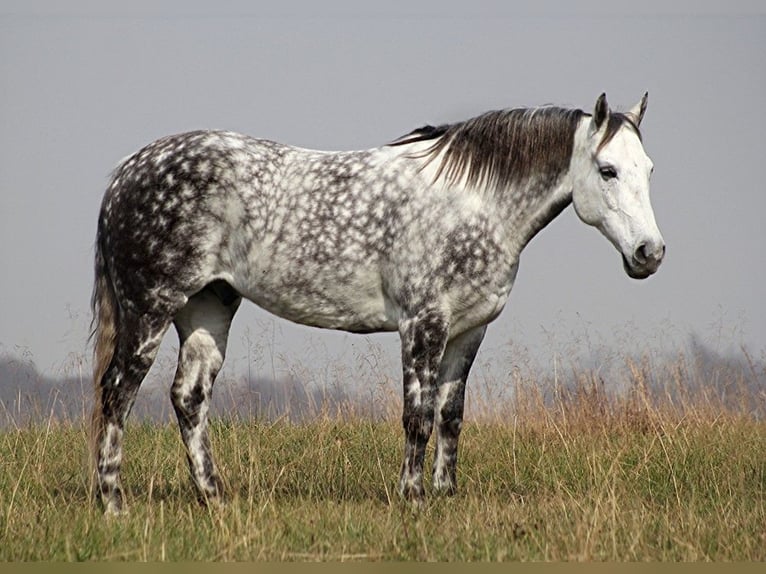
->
[622,254,655,280]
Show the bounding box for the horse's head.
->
[571,93,665,279]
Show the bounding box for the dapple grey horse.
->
[91,93,664,514]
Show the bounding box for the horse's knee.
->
[402,411,434,446]
[402,381,435,440]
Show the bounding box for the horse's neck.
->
[499,177,574,256]
[400,124,580,257]
[437,172,573,259]
[392,137,574,257]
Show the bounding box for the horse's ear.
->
[592,93,610,131]
[627,91,648,127]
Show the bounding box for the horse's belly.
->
[236,268,399,333]
[266,294,398,333]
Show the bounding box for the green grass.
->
[1,383,765,561]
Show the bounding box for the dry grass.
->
[0,345,764,560]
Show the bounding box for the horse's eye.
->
[599,165,618,181]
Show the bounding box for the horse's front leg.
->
[398,307,449,503]
[432,325,486,495]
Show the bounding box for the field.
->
[0,348,764,561]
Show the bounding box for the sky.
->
[1,1,764,391]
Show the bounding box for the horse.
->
[90,93,665,514]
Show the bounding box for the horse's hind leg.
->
[95,311,172,515]
[432,325,486,495]
[171,282,240,506]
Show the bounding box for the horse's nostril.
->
[634,243,648,264]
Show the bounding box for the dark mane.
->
[388,124,451,147]
[390,107,585,191]
[389,107,641,191]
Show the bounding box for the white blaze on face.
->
[572,93,665,279]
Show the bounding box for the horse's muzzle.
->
[623,242,665,279]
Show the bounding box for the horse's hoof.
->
[103,501,127,518]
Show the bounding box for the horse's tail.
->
[89,225,118,477]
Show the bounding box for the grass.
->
[0,350,765,560]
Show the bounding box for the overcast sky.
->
[1,1,764,389]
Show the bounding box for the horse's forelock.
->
[596,112,642,153]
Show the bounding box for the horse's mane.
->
[389,106,640,191]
